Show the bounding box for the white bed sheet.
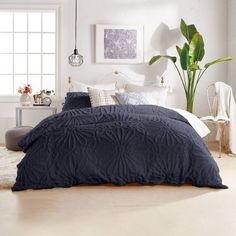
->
[169,108,210,138]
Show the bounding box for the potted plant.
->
[149,19,232,113]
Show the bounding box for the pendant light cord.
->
[75,0,77,50]
[68,0,83,66]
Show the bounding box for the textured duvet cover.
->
[12,105,227,191]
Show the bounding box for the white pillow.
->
[125,84,168,106]
[88,87,118,107]
[115,92,150,105]
[73,81,116,92]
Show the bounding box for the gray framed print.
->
[96,24,144,64]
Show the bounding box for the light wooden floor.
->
[0,146,236,236]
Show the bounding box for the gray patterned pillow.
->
[115,92,150,105]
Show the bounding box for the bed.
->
[12,91,227,191]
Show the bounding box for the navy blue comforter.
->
[12,105,227,191]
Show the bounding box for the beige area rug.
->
[0,147,24,189]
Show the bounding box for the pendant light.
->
[68,0,83,66]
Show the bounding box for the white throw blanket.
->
[215,82,236,154]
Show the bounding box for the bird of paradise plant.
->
[149,19,233,113]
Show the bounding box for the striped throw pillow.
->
[88,87,118,107]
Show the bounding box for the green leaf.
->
[149,55,161,65]
[176,46,182,56]
[180,43,190,70]
[180,19,198,43]
[187,25,198,42]
[189,64,200,71]
[163,56,177,63]
[149,55,177,65]
[204,57,233,69]
[189,33,205,64]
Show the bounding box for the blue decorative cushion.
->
[62,92,91,111]
[115,92,149,105]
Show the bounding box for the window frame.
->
[0,4,61,102]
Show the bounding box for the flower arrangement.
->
[18,84,32,95]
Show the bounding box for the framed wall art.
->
[96,24,144,64]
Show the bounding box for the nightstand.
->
[16,106,57,127]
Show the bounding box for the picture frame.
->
[96,24,144,64]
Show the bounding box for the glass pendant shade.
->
[68,49,83,67]
[69,0,83,67]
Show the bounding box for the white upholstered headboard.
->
[69,71,160,92]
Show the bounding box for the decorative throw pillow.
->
[115,92,150,105]
[88,87,118,107]
[72,81,116,92]
[125,84,168,106]
[62,92,91,111]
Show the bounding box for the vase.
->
[20,94,31,106]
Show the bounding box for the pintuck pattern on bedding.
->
[12,105,227,191]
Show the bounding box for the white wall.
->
[228,0,236,96]
[0,0,229,144]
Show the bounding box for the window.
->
[0,9,57,95]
